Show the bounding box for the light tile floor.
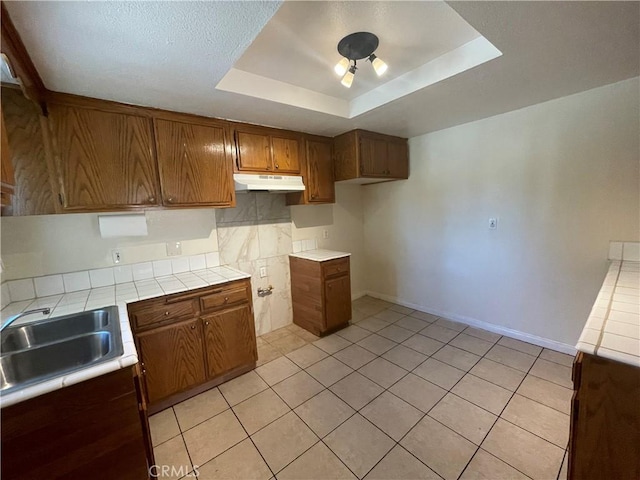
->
[149,296,573,480]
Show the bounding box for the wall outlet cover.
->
[166,242,182,256]
[489,218,498,229]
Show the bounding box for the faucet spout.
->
[1,308,51,332]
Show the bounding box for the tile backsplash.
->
[609,241,640,261]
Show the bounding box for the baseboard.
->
[351,291,367,301]
[365,290,577,355]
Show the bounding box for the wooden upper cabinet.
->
[271,135,301,173]
[235,129,272,171]
[287,135,334,205]
[154,118,234,207]
[0,105,15,207]
[360,135,388,177]
[48,103,159,210]
[233,124,302,174]
[334,129,409,184]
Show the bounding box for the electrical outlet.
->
[112,250,121,264]
[166,242,182,256]
[489,218,498,230]
[260,266,267,278]
[323,229,329,239]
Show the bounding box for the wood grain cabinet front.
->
[48,103,160,211]
[154,118,235,207]
[233,123,302,174]
[136,318,207,404]
[290,256,351,336]
[129,279,257,411]
[334,129,409,183]
[286,135,335,206]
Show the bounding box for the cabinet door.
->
[202,304,257,379]
[155,119,234,206]
[236,130,272,171]
[137,318,206,404]
[359,135,388,176]
[49,104,159,210]
[325,275,351,331]
[0,106,15,206]
[272,135,301,174]
[306,138,334,203]
[387,141,409,179]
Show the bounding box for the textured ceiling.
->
[5,1,639,138]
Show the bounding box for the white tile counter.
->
[0,266,250,408]
[577,260,640,367]
[289,249,351,262]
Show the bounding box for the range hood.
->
[233,173,305,193]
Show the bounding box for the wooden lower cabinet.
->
[568,352,640,480]
[203,304,257,378]
[1,367,152,480]
[129,279,257,411]
[137,318,207,404]
[290,256,351,336]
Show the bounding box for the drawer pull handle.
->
[164,311,169,316]
[190,325,196,330]
[337,267,341,271]
[224,296,229,302]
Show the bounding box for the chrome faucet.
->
[0,308,51,332]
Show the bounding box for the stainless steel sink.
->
[0,306,123,395]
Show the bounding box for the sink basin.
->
[1,309,110,353]
[0,306,123,395]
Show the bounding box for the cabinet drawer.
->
[132,300,196,330]
[200,286,249,312]
[322,257,349,278]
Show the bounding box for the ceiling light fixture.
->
[334,32,387,88]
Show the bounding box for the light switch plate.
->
[166,242,182,256]
[260,266,267,278]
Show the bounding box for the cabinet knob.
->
[337,267,341,271]
[275,164,279,169]
[224,296,229,302]
[310,194,317,199]
[190,324,196,330]
[148,196,155,204]
[166,197,174,204]
[205,321,210,326]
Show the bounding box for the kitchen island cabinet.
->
[289,250,351,336]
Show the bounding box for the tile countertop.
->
[0,266,250,408]
[577,260,640,367]
[289,249,351,262]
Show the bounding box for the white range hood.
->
[233,173,305,193]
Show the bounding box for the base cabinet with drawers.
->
[290,255,351,336]
[568,352,640,480]
[128,278,257,412]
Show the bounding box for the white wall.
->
[291,184,366,298]
[363,77,640,348]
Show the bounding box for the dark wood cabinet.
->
[290,255,351,336]
[136,318,207,404]
[202,304,257,378]
[287,135,335,206]
[0,104,15,207]
[1,86,56,215]
[48,103,160,211]
[334,129,409,184]
[568,352,640,479]
[154,118,235,207]
[129,278,256,411]
[234,123,302,174]
[1,367,152,480]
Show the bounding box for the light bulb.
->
[341,66,356,88]
[334,57,349,76]
[370,54,388,76]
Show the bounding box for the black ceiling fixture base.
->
[337,32,379,61]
